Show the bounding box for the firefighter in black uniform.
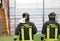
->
[41,12,60,41]
[14,13,37,41]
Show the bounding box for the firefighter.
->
[14,13,37,41]
[41,12,60,41]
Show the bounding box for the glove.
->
[13,35,18,41]
[14,38,17,41]
[41,37,44,40]
[40,34,45,41]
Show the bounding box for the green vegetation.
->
[1,34,60,41]
[0,34,40,41]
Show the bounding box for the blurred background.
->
[0,0,60,41]
[9,0,60,35]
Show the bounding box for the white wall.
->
[45,0,60,8]
[9,0,15,7]
[16,0,43,8]
[16,0,60,8]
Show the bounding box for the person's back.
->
[41,12,60,41]
[42,20,60,38]
[14,13,37,41]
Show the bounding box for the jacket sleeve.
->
[15,23,21,35]
[42,23,46,34]
[32,23,37,34]
[14,23,21,40]
[58,24,60,34]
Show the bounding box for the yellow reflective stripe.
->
[40,34,45,37]
[21,26,32,41]
[47,27,50,39]
[55,27,58,39]
[29,28,32,41]
[45,39,58,41]
[21,27,24,41]
[46,24,58,40]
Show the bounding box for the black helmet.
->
[48,12,56,21]
[22,13,29,20]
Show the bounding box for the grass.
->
[0,34,40,41]
[1,34,60,41]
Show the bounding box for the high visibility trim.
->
[47,25,50,39]
[29,27,32,41]
[21,26,24,41]
[21,25,32,41]
[47,28,50,39]
[55,27,58,39]
[46,24,58,39]
[45,39,58,41]
[40,34,45,37]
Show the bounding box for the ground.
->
[0,34,40,41]
[0,34,60,41]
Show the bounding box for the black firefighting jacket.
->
[42,20,60,38]
[15,20,37,40]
